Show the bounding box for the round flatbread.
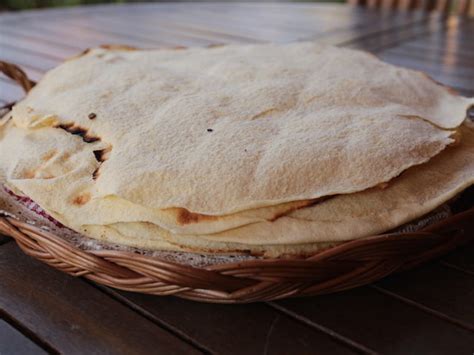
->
[78,124,474,257]
[1,42,472,242]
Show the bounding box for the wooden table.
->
[0,3,473,354]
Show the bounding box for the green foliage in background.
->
[0,0,344,11]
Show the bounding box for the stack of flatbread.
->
[1,42,473,257]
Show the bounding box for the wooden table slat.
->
[101,288,361,355]
[0,26,84,52]
[0,243,201,355]
[442,243,474,273]
[0,47,48,81]
[0,32,77,61]
[1,22,140,53]
[24,18,172,48]
[274,286,474,355]
[375,263,474,328]
[71,12,261,44]
[383,45,474,69]
[0,43,58,72]
[345,21,434,52]
[0,77,28,103]
[379,50,474,77]
[401,38,474,57]
[378,53,474,90]
[0,319,47,355]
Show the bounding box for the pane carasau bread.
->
[1,42,473,257]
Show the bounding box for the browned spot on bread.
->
[21,151,58,180]
[41,149,57,162]
[73,193,91,206]
[250,108,278,120]
[269,197,333,222]
[100,44,138,51]
[41,174,55,179]
[175,208,218,225]
[208,43,225,48]
[23,170,36,179]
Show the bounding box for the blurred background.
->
[1,0,472,15]
[0,0,345,11]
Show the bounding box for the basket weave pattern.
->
[1,211,473,303]
[0,60,473,303]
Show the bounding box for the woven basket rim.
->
[1,207,472,302]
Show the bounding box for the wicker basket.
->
[1,60,473,303]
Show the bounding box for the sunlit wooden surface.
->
[348,0,474,15]
[1,3,473,354]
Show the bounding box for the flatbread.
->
[0,121,316,234]
[81,222,336,257]
[77,124,474,257]
[67,123,474,257]
[1,42,471,230]
[197,124,474,245]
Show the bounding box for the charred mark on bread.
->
[92,146,111,163]
[92,167,100,180]
[92,147,112,180]
[57,123,101,144]
[55,122,111,181]
[93,149,106,162]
